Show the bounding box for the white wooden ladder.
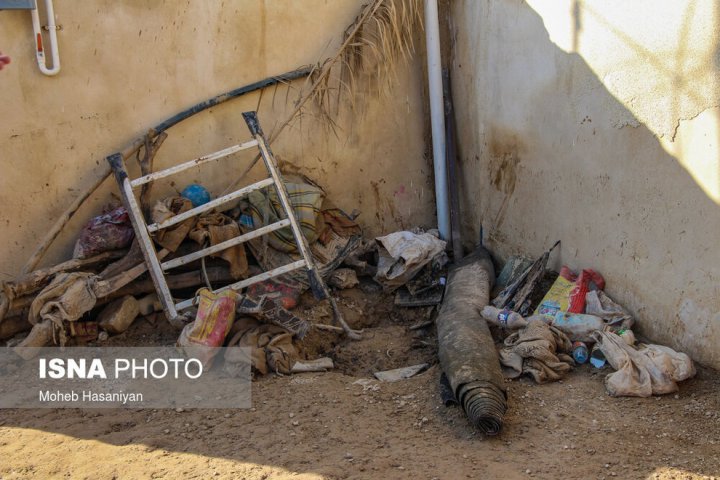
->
[107,111,358,338]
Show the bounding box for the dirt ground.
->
[0,287,718,480]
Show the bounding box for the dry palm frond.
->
[268,0,423,140]
[223,0,422,194]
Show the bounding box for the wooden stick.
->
[291,357,334,373]
[138,131,168,214]
[93,248,169,298]
[102,265,234,301]
[98,240,143,280]
[20,136,150,275]
[5,250,126,300]
[221,0,385,194]
[442,68,464,261]
[5,265,234,318]
[313,323,364,334]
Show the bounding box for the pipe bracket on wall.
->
[30,0,60,76]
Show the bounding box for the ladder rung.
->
[147,177,274,233]
[130,139,259,188]
[160,219,291,271]
[174,259,307,311]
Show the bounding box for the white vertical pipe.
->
[424,0,450,240]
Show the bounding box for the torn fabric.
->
[189,213,248,279]
[225,318,298,375]
[151,196,196,252]
[499,319,575,383]
[28,272,97,345]
[245,183,324,253]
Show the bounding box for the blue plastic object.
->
[0,1,37,10]
[181,184,211,207]
[589,346,607,368]
[572,341,589,364]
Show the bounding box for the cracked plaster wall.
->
[450,0,720,368]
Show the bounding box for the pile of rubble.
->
[0,168,450,379]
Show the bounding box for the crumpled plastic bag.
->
[374,231,446,291]
[585,290,634,328]
[568,269,605,313]
[499,319,574,383]
[592,330,695,397]
[639,344,696,384]
[73,206,134,259]
[177,288,239,367]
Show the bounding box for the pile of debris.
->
[0,165,449,378]
[431,242,699,437]
[481,243,696,398]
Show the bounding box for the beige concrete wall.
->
[450,0,720,368]
[0,1,434,278]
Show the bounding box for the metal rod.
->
[130,139,259,188]
[146,177,274,233]
[442,68,464,261]
[160,219,291,271]
[424,0,450,240]
[243,112,317,268]
[107,154,178,320]
[173,259,307,311]
[242,111,360,340]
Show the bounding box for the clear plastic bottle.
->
[549,312,605,343]
[481,306,528,329]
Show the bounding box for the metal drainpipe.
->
[424,0,450,241]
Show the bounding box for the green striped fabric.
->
[245,182,324,253]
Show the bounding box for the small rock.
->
[97,296,140,334]
[163,429,170,434]
[289,413,295,418]
[291,420,299,426]
[175,408,184,413]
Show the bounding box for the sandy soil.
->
[0,288,718,480]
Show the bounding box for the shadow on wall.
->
[450,0,720,370]
[571,0,720,204]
